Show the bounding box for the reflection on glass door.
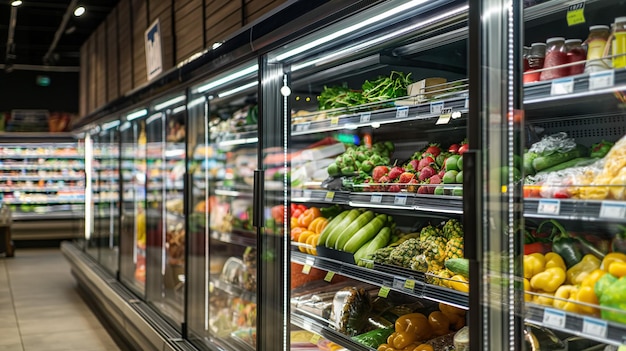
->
[186,62,259,350]
[119,115,147,294]
[96,126,120,273]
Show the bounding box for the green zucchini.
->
[445,258,469,279]
[334,210,375,250]
[532,144,587,172]
[354,226,392,266]
[537,157,598,174]
[523,152,538,176]
[317,210,349,246]
[324,209,361,248]
[345,215,388,253]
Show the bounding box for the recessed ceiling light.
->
[73,6,85,17]
[11,1,23,7]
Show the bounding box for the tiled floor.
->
[0,248,122,351]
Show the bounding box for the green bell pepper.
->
[599,276,626,324]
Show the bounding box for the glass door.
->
[119,110,148,295]
[186,61,259,350]
[519,1,626,349]
[267,1,476,350]
[144,94,187,326]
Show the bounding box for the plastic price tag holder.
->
[324,191,335,202]
[538,199,561,216]
[302,257,315,274]
[436,107,453,125]
[394,194,408,206]
[589,70,615,90]
[371,193,383,203]
[378,286,391,298]
[600,201,626,219]
[582,317,608,338]
[430,101,444,115]
[393,277,406,290]
[324,271,335,282]
[566,2,585,26]
[543,308,566,329]
[310,334,321,345]
[360,112,371,123]
[303,190,312,199]
[302,320,313,331]
[330,116,340,126]
[550,77,575,96]
[396,106,409,119]
[464,96,469,109]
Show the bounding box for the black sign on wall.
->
[0,70,78,113]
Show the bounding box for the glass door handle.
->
[253,169,264,228]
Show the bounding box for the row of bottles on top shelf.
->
[523,16,626,82]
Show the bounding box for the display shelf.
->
[0,164,84,171]
[291,310,375,351]
[0,175,84,181]
[4,198,84,205]
[209,276,256,304]
[210,230,256,247]
[0,186,84,192]
[291,96,467,136]
[0,154,83,159]
[291,189,464,215]
[524,198,626,223]
[291,251,468,308]
[525,303,626,347]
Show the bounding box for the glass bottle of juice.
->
[612,17,626,69]
[541,37,568,80]
[585,25,611,73]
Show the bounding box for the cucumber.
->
[343,214,388,253]
[523,152,538,176]
[536,157,598,174]
[354,226,392,266]
[334,211,375,250]
[445,258,469,279]
[324,209,361,248]
[532,144,587,172]
[317,210,349,246]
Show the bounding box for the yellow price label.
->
[618,346,626,351]
[310,333,321,344]
[378,286,391,298]
[302,264,312,274]
[324,271,335,282]
[404,279,416,290]
[330,116,340,125]
[566,2,585,26]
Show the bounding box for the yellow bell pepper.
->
[553,285,580,313]
[530,267,566,293]
[577,285,600,316]
[428,311,450,336]
[387,332,418,349]
[394,313,432,344]
[533,291,554,306]
[600,252,626,271]
[545,252,566,271]
[566,254,601,285]
[524,278,532,302]
[581,269,606,288]
[524,253,546,279]
[608,261,626,278]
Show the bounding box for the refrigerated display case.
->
[186,61,260,350]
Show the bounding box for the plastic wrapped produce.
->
[330,286,372,336]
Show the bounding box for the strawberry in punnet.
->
[428,174,442,194]
[378,175,390,192]
[448,143,460,154]
[458,140,469,155]
[422,144,442,158]
[388,166,405,181]
[418,165,436,181]
[407,159,420,172]
[372,166,389,182]
[417,156,435,171]
[407,178,419,193]
[438,169,446,179]
[398,172,415,184]
[417,184,430,194]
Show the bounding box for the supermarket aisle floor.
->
[0,247,122,351]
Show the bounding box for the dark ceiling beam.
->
[43,0,79,65]
[0,24,59,32]
[5,5,18,69]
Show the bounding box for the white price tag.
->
[393,278,406,289]
[436,114,452,125]
[589,70,615,90]
[394,194,407,205]
[302,321,312,331]
[303,190,312,199]
[295,122,310,132]
[582,317,608,338]
[305,257,315,267]
[360,112,371,123]
[599,201,626,219]
[543,308,566,329]
[430,101,444,115]
[396,106,409,119]
[464,97,469,109]
[550,77,575,96]
[537,199,561,215]
[370,193,383,203]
